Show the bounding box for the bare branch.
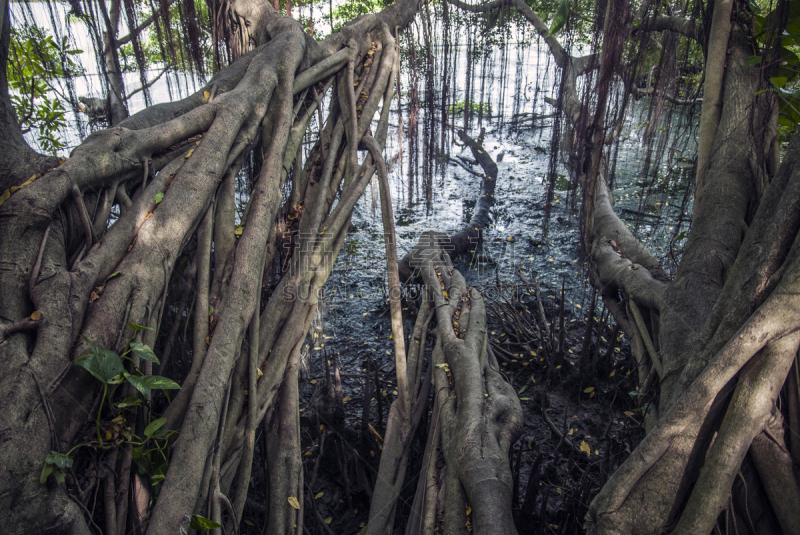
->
[636,15,701,42]
[116,0,179,46]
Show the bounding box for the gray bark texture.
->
[0,0,420,533]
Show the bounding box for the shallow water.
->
[13,0,697,422]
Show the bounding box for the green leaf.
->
[144,417,166,438]
[40,463,54,484]
[781,47,800,64]
[45,451,73,469]
[745,55,762,67]
[154,192,164,204]
[125,373,180,396]
[125,323,153,332]
[129,342,160,365]
[145,375,180,390]
[80,335,102,357]
[76,343,124,384]
[676,231,687,240]
[105,271,121,282]
[771,76,789,88]
[124,373,150,396]
[518,385,528,394]
[190,515,223,530]
[546,0,570,38]
[114,396,142,408]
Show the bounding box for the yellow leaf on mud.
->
[624,411,635,416]
[609,370,616,377]
[234,226,244,238]
[466,506,472,515]
[342,396,350,403]
[583,387,594,393]
[368,423,384,443]
[325,517,332,524]
[310,379,318,384]
[257,368,263,378]
[204,91,210,99]
[30,311,41,320]
[288,497,300,509]
[145,212,153,220]
[185,148,194,158]
[568,428,574,436]
[315,492,324,499]
[580,441,591,456]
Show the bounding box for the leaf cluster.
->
[7,26,82,155]
[41,324,180,488]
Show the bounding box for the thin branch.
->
[635,15,701,42]
[116,0,179,46]
[629,299,663,377]
[125,67,170,101]
[30,223,51,297]
[71,185,95,258]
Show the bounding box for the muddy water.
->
[305,92,697,409]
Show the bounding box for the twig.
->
[142,158,150,191]
[628,300,662,378]
[218,492,238,534]
[71,185,95,259]
[2,315,44,339]
[304,483,335,535]
[125,67,170,101]
[542,407,583,456]
[30,223,51,297]
[28,368,57,450]
[69,491,104,535]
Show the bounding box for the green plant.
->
[448,99,493,116]
[40,324,180,487]
[331,0,388,32]
[745,0,800,140]
[7,26,82,155]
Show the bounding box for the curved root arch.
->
[0,1,418,533]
